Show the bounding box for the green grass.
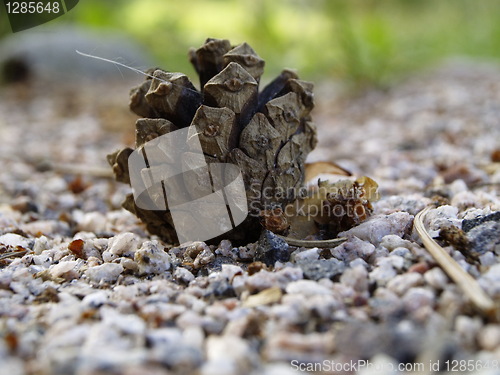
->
[2,0,500,88]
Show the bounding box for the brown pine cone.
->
[108,38,317,245]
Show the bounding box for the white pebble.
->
[32,236,50,255]
[49,261,78,279]
[108,232,140,257]
[82,291,110,308]
[102,251,118,263]
[402,287,435,313]
[369,260,397,286]
[387,273,423,295]
[349,258,369,269]
[478,324,500,351]
[293,247,320,262]
[380,234,412,251]
[204,335,254,375]
[424,267,448,290]
[216,240,232,257]
[479,264,500,298]
[340,212,413,246]
[193,247,215,269]
[479,252,496,267]
[85,263,123,284]
[174,267,195,284]
[76,211,108,233]
[387,255,405,270]
[455,315,482,348]
[32,253,53,268]
[340,265,368,293]
[286,280,332,296]
[134,241,171,275]
[0,233,31,248]
[220,264,243,280]
[448,179,468,196]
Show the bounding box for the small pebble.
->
[134,241,171,275]
[340,212,413,246]
[402,287,435,313]
[424,267,448,290]
[477,324,500,351]
[286,280,332,296]
[85,263,124,284]
[174,267,195,284]
[455,315,482,349]
[0,233,31,249]
[387,272,423,296]
[340,265,369,294]
[108,232,140,257]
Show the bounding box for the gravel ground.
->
[0,60,500,375]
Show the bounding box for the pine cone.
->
[108,38,317,244]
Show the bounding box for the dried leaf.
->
[305,161,352,182]
[68,239,85,259]
[243,286,282,307]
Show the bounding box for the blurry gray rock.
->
[296,257,345,281]
[466,220,500,255]
[0,26,152,83]
[256,230,290,266]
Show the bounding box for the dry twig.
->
[415,206,497,318]
[277,235,347,248]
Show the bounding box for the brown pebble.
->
[408,262,430,274]
[79,309,99,322]
[441,163,483,186]
[353,294,368,307]
[221,299,239,311]
[4,331,19,353]
[68,239,85,259]
[67,175,89,194]
[491,149,500,162]
[33,286,60,304]
[10,196,37,213]
[260,208,289,234]
[430,195,450,207]
[247,261,267,275]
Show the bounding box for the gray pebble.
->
[296,257,345,281]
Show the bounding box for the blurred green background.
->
[2,0,500,89]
